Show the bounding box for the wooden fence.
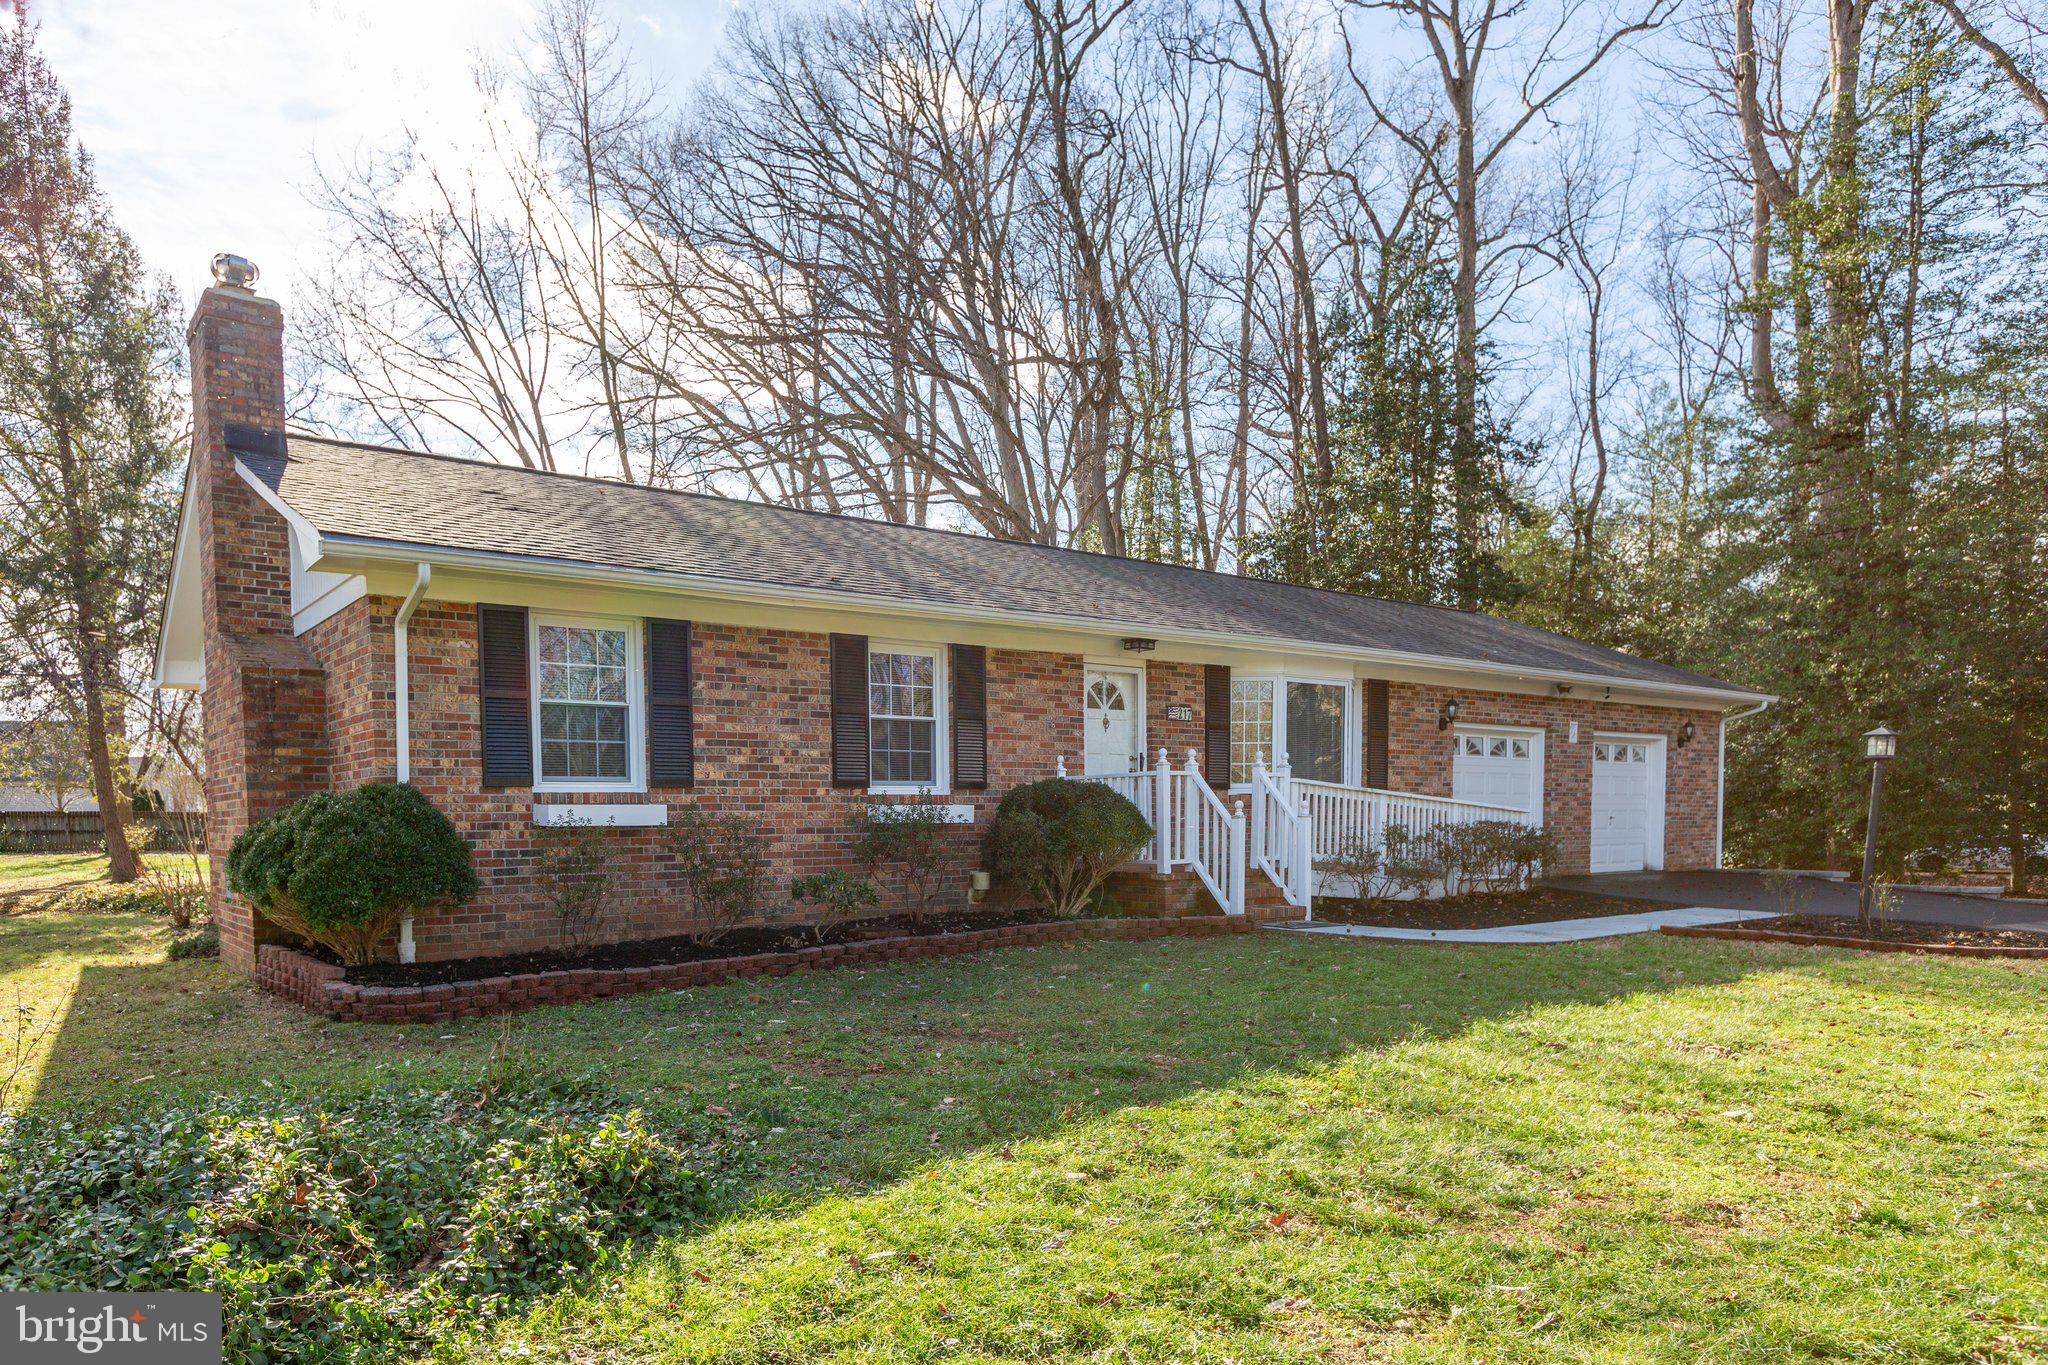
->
[0,810,206,854]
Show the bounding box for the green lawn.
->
[7,906,2048,1360]
[0,850,206,900]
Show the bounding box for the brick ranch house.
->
[154,269,1774,974]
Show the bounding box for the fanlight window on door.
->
[1086,677,1128,723]
[1461,735,1530,758]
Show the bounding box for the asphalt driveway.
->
[1546,870,2048,934]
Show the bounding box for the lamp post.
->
[1857,725,1898,929]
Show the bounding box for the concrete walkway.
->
[1544,870,2048,933]
[1267,906,1777,944]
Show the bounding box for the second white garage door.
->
[1590,740,1659,873]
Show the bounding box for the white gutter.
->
[311,531,1779,710]
[392,562,431,964]
[1716,699,1773,868]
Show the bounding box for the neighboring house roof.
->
[238,434,1768,702]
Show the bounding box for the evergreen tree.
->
[0,14,185,881]
[1244,253,1529,609]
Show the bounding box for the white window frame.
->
[1592,730,1667,870]
[530,611,645,794]
[867,640,949,796]
[1228,671,1359,790]
[1450,721,1546,826]
[1080,659,1147,774]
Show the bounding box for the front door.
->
[1084,667,1142,773]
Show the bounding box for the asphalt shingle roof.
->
[247,435,1763,699]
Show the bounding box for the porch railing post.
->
[1228,800,1247,917]
[1250,757,1267,874]
[1295,795,1314,908]
[1153,747,1172,874]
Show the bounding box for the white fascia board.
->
[151,460,205,691]
[234,459,326,568]
[309,531,1778,709]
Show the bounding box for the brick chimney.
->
[188,256,330,973]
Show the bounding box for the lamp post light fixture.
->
[1857,725,1898,928]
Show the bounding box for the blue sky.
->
[33,0,727,309]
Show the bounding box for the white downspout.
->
[393,563,432,963]
[1716,699,1772,869]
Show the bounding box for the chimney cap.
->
[210,253,259,289]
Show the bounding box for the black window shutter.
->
[1365,678,1390,789]
[830,633,870,789]
[951,644,988,790]
[647,619,694,788]
[478,604,532,787]
[1203,664,1231,788]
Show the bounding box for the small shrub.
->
[1315,832,1386,911]
[1380,825,1451,899]
[986,779,1151,918]
[1445,820,1559,896]
[166,923,219,960]
[667,804,769,945]
[226,783,478,965]
[790,869,879,943]
[850,796,956,927]
[532,816,616,950]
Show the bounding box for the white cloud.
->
[34,0,723,314]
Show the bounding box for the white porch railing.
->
[1059,750,1246,916]
[1292,779,1526,869]
[1249,760,1313,908]
[1057,754,1525,916]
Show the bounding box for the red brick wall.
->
[299,602,1102,961]
[1144,660,1206,770]
[1379,681,1718,875]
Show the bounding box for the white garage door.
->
[1591,741,1654,872]
[1453,731,1535,817]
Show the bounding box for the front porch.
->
[1061,749,1525,917]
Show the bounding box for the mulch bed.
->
[1664,914,2048,958]
[1728,914,2047,952]
[346,908,1070,987]
[1306,887,1671,931]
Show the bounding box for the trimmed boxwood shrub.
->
[227,783,478,965]
[986,778,1151,917]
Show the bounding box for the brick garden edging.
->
[256,914,1263,1023]
[1661,923,2048,959]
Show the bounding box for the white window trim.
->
[867,639,949,796]
[1229,671,1359,791]
[1080,659,1147,774]
[531,611,646,794]
[1593,730,1667,870]
[1450,721,1546,826]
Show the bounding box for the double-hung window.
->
[533,615,641,789]
[868,643,944,791]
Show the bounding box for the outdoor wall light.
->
[1678,720,1696,747]
[1120,637,1157,653]
[1438,699,1460,731]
